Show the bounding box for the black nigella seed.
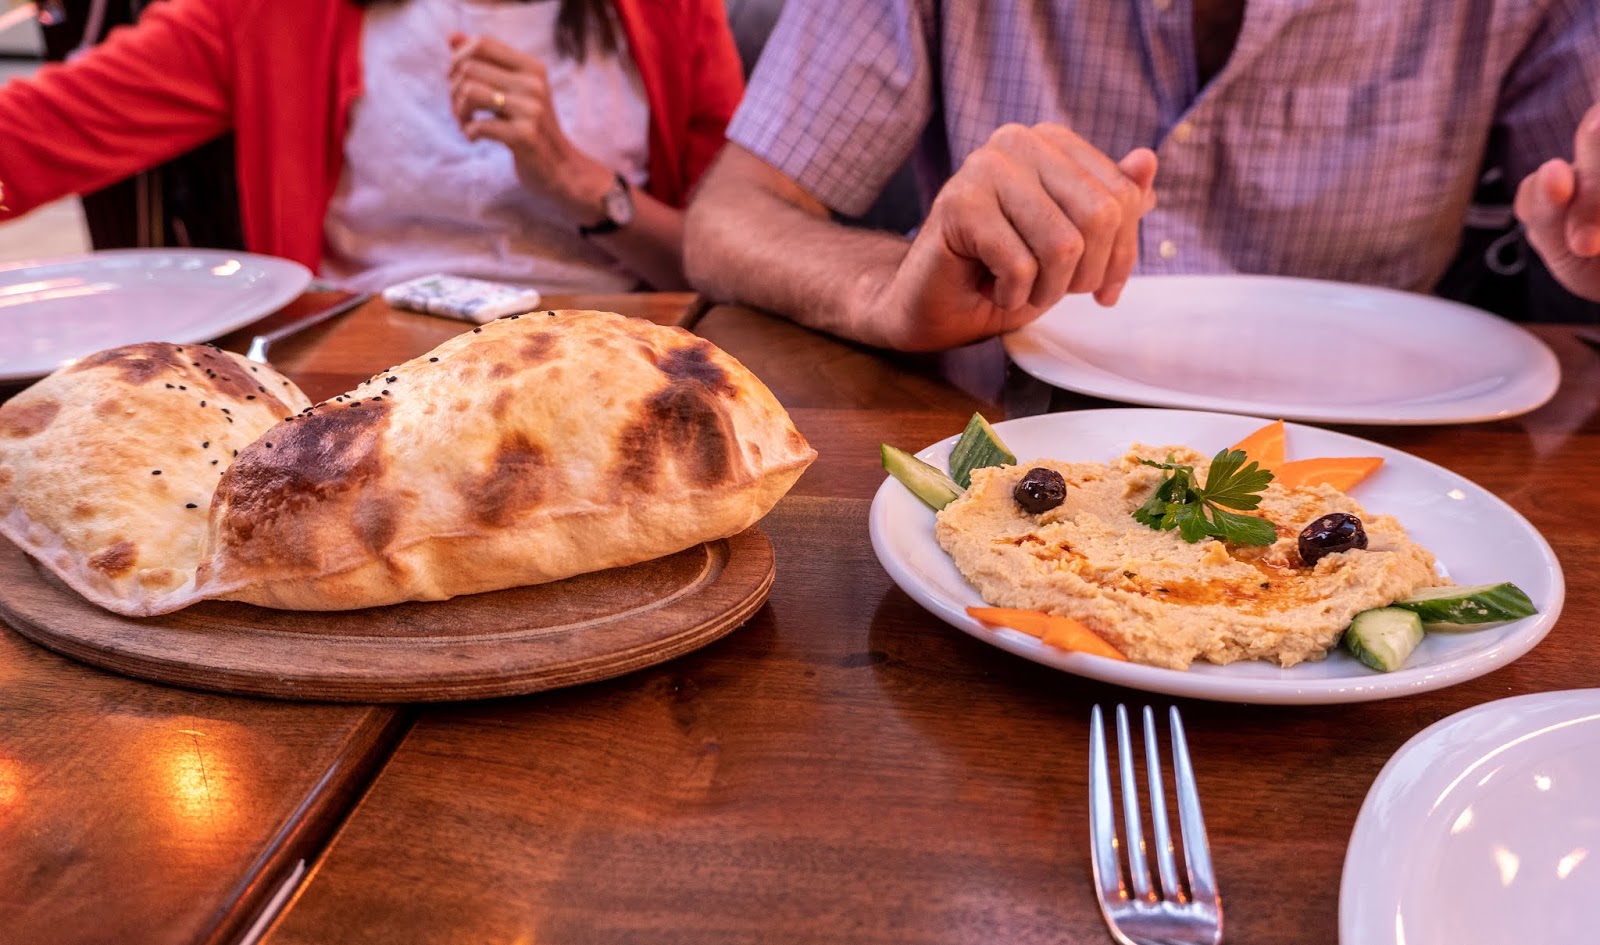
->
[200,400,206,408]
[221,408,230,414]
[165,383,174,389]
[257,385,265,392]
[246,395,255,400]
[202,441,209,448]
[152,470,161,476]
[211,460,219,465]
[429,357,439,362]
[178,385,187,390]
[473,327,483,333]
[546,310,554,316]
[265,442,273,449]
[232,449,238,456]
[185,503,197,509]
[381,390,390,396]
[386,376,397,383]
[250,366,258,373]
[226,417,233,423]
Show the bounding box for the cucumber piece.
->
[1344,607,1424,672]
[1391,582,1537,629]
[947,413,1016,488]
[882,444,963,511]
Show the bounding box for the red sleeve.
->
[680,0,745,193]
[0,0,236,219]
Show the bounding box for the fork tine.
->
[1088,705,1125,908]
[1142,705,1182,900]
[1114,704,1154,902]
[1169,705,1220,908]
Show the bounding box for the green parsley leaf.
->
[1132,449,1277,546]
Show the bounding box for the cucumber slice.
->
[882,444,963,511]
[1344,607,1424,672]
[948,413,1016,488]
[1391,582,1537,629]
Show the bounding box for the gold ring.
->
[490,90,507,116]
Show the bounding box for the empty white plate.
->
[868,409,1563,704]
[0,249,311,384]
[1004,275,1560,425]
[1341,689,1600,945]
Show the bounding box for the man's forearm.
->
[685,149,912,347]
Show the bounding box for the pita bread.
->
[194,310,814,610]
[0,344,311,615]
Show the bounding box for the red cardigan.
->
[0,0,744,271]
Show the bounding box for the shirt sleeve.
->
[1493,0,1600,186]
[726,0,933,216]
[0,0,235,220]
[681,0,747,197]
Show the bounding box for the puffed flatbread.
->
[0,343,310,615]
[193,310,814,610]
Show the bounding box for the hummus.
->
[935,444,1442,670]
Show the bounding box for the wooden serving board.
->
[0,528,773,702]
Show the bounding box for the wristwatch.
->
[578,173,635,237]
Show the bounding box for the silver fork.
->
[1089,704,1223,945]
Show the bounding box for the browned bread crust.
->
[194,310,814,610]
[0,344,310,615]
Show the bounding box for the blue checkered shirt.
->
[729,0,1600,293]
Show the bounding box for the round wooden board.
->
[0,528,773,702]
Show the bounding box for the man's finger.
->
[939,185,1040,313]
[1094,147,1159,305]
[1568,102,1600,256]
[1515,159,1574,231]
[991,165,1084,308]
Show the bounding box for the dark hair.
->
[353,0,618,62]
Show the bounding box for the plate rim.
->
[1002,274,1562,425]
[1337,688,1600,945]
[0,248,312,384]
[867,407,1565,705]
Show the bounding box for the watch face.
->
[604,180,635,227]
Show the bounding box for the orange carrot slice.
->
[967,607,1128,661]
[1229,419,1286,472]
[1273,456,1384,492]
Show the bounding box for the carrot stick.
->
[1273,456,1384,492]
[967,607,1128,661]
[1229,419,1285,472]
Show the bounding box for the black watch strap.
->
[578,173,629,237]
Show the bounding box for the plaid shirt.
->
[729,0,1600,293]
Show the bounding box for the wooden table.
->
[0,293,694,945]
[5,294,1598,945]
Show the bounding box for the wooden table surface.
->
[0,293,693,945]
[5,293,1599,945]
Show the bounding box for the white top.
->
[321,0,651,294]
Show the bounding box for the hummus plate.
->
[868,409,1564,704]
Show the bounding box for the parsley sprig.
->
[1132,449,1278,546]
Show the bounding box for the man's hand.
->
[1515,102,1600,303]
[447,33,613,225]
[870,123,1157,351]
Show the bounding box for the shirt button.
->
[1171,121,1194,144]
[1158,240,1179,260]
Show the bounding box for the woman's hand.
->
[447,32,612,225]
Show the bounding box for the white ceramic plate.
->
[1340,689,1600,945]
[1003,275,1561,425]
[867,409,1563,704]
[0,249,311,384]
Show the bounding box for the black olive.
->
[1298,512,1367,566]
[1013,467,1068,514]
